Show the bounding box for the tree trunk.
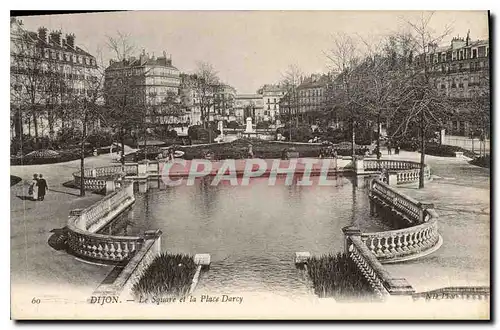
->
[143,123,148,161]
[121,128,125,169]
[351,119,356,160]
[80,113,87,197]
[80,142,85,197]
[376,113,381,160]
[32,109,39,143]
[419,120,425,189]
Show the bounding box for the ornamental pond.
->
[103,175,392,297]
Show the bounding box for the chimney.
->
[65,33,75,48]
[37,27,47,43]
[49,30,62,46]
[139,49,147,64]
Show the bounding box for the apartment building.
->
[10,17,98,139]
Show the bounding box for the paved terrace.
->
[382,151,490,292]
[10,152,125,300]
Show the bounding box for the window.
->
[478,46,486,57]
[472,49,477,58]
[267,104,270,110]
[441,84,445,89]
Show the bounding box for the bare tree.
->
[10,25,49,144]
[280,64,303,134]
[103,32,142,167]
[356,34,415,159]
[191,62,221,128]
[72,61,105,196]
[326,32,363,159]
[397,12,453,188]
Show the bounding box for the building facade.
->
[180,76,237,126]
[235,94,264,124]
[415,33,490,136]
[104,50,187,127]
[10,17,98,139]
[257,84,286,121]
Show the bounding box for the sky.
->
[14,11,489,94]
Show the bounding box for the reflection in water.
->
[108,176,391,296]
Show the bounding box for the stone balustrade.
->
[72,164,139,192]
[66,181,143,263]
[73,175,107,193]
[365,179,442,263]
[363,159,421,171]
[343,227,415,299]
[362,159,431,185]
[360,219,441,263]
[369,179,426,224]
[66,228,144,263]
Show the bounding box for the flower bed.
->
[307,252,379,301]
[131,253,197,299]
[179,139,369,160]
[10,149,93,165]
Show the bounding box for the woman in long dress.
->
[29,174,38,201]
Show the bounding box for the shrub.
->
[167,129,178,138]
[188,125,218,142]
[132,253,197,299]
[469,155,490,168]
[227,121,240,130]
[282,125,313,142]
[86,131,114,148]
[423,143,475,158]
[256,121,271,129]
[307,252,379,301]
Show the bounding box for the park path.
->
[382,150,490,292]
[10,152,122,303]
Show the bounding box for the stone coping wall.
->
[66,181,160,265]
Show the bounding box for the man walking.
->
[37,174,48,201]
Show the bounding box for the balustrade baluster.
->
[369,238,376,254]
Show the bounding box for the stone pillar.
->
[353,158,364,173]
[387,172,398,186]
[440,128,446,145]
[105,180,116,194]
[341,226,362,254]
[144,229,162,254]
[137,177,148,193]
[138,160,148,176]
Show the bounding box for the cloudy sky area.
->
[16,11,489,93]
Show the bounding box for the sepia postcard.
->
[10,10,491,320]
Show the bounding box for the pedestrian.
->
[28,174,38,201]
[37,174,48,201]
[387,141,392,155]
[395,144,400,155]
[247,144,254,158]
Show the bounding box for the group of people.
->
[319,145,338,159]
[386,141,400,155]
[28,174,49,201]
